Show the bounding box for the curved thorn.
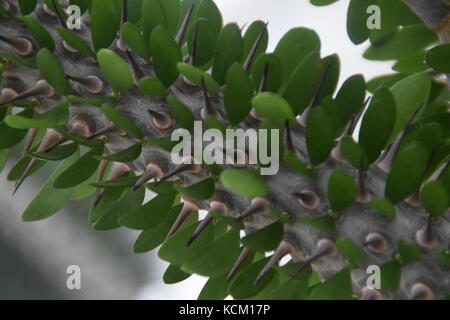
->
[243,22,268,71]
[133,162,163,191]
[293,239,336,277]
[200,77,220,119]
[24,128,39,153]
[227,247,253,282]
[67,75,104,94]
[356,168,371,204]
[175,4,195,46]
[94,162,130,207]
[415,215,438,249]
[157,160,201,185]
[0,80,54,106]
[236,197,269,220]
[0,35,33,56]
[165,200,199,239]
[187,201,228,246]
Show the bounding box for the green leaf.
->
[97,49,133,93]
[340,137,368,170]
[241,20,268,65]
[187,18,218,66]
[346,0,377,44]
[22,152,79,221]
[167,96,195,130]
[229,257,276,299]
[118,194,175,229]
[54,147,103,189]
[281,51,322,115]
[90,176,139,188]
[99,143,142,162]
[385,144,428,203]
[251,92,294,125]
[36,48,72,95]
[57,27,96,58]
[251,53,282,93]
[89,182,127,223]
[420,181,448,217]
[306,106,334,165]
[328,169,357,212]
[367,73,407,93]
[7,150,46,182]
[91,0,120,51]
[220,169,268,198]
[212,23,243,85]
[359,88,397,163]
[389,73,431,144]
[121,22,150,61]
[22,17,54,51]
[4,101,69,129]
[315,54,340,103]
[369,197,397,219]
[176,62,220,94]
[282,151,313,178]
[308,267,352,300]
[298,215,335,234]
[101,103,144,140]
[196,0,222,34]
[150,26,182,87]
[138,77,167,98]
[160,0,181,36]
[380,260,401,292]
[311,0,338,6]
[241,222,283,252]
[28,143,78,161]
[364,25,438,61]
[426,44,450,73]
[223,63,254,125]
[0,51,36,69]
[163,264,191,284]
[0,108,33,149]
[398,238,422,262]
[335,74,366,126]
[336,237,364,266]
[182,229,240,277]
[416,123,444,154]
[142,0,166,38]
[393,52,428,74]
[198,274,229,300]
[176,177,215,200]
[18,0,37,15]
[274,27,321,86]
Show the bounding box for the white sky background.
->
[137,0,393,300]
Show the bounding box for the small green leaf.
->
[163,264,191,284]
[28,143,78,161]
[101,103,144,140]
[385,144,428,203]
[306,106,334,165]
[252,92,294,125]
[380,260,401,292]
[328,169,357,212]
[398,238,422,262]
[4,101,69,129]
[299,215,335,234]
[251,53,282,93]
[22,152,79,221]
[336,237,364,266]
[90,176,139,188]
[346,0,377,44]
[142,0,167,38]
[340,137,368,170]
[176,177,215,200]
[138,77,167,98]
[426,44,450,73]
[99,143,142,163]
[198,274,229,300]
[223,63,254,125]
[220,169,268,198]
[274,27,321,86]
[22,17,54,51]
[241,20,268,65]
[335,74,366,126]
[308,267,352,300]
[370,197,397,219]
[310,0,338,5]
[359,88,397,163]
[241,222,284,252]
[97,49,133,93]
[18,0,37,15]
[0,51,36,69]
[0,108,33,149]
[177,62,219,94]
[187,18,218,66]
[420,181,448,217]
[57,27,96,58]
[36,48,72,95]
[212,23,243,85]
[91,0,120,51]
[118,194,175,229]
[167,96,195,130]
[121,22,151,61]
[282,151,313,178]
[54,147,103,189]
[151,26,182,87]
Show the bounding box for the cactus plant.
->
[0,0,449,300]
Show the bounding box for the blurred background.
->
[0,0,392,299]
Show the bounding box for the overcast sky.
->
[138,0,393,300]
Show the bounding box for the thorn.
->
[165,200,199,239]
[24,128,39,153]
[249,108,263,120]
[415,215,438,249]
[133,162,163,191]
[227,247,253,281]
[175,4,195,46]
[93,162,131,207]
[157,159,201,185]
[70,119,93,138]
[67,75,104,94]
[13,129,61,195]
[410,283,433,300]
[236,197,269,220]
[42,3,57,17]
[377,102,425,173]
[293,239,337,277]
[200,77,221,119]
[0,80,54,106]
[284,120,295,153]
[356,168,371,204]
[0,35,33,56]
[258,62,270,93]
[254,240,296,286]
[360,287,383,300]
[51,0,68,29]
[0,88,18,105]
[63,40,78,53]
[189,20,200,66]
[187,201,228,246]
[364,232,388,253]
[87,125,121,140]
[148,109,174,131]
[404,188,421,207]
[96,159,109,183]
[243,22,268,71]
[125,50,145,83]
[293,190,320,210]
